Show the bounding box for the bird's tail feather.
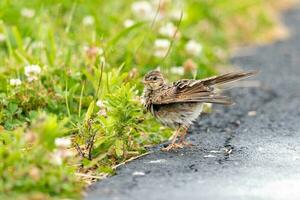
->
[201,71,258,86]
[175,95,234,105]
[187,70,258,105]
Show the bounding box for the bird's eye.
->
[152,77,157,80]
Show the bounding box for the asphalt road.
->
[86,7,300,200]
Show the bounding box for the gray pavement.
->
[86,7,300,200]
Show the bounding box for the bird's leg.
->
[178,126,193,147]
[161,127,183,151]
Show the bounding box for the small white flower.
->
[24,64,41,82]
[159,23,178,38]
[82,15,95,26]
[124,19,135,28]
[50,149,73,166]
[31,41,45,49]
[26,76,38,82]
[84,46,104,58]
[185,40,203,57]
[96,47,104,55]
[51,151,63,166]
[21,8,35,18]
[100,56,106,65]
[0,33,5,42]
[154,39,170,50]
[24,64,41,76]
[170,10,183,21]
[63,149,75,157]
[154,39,170,58]
[96,100,104,108]
[55,137,72,148]
[98,109,107,116]
[170,66,184,75]
[96,100,107,116]
[10,78,22,86]
[131,1,155,20]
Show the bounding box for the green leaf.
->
[84,100,95,123]
[8,103,18,114]
[114,139,124,157]
[107,22,145,47]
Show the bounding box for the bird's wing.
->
[151,79,233,105]
[151,71,257,105]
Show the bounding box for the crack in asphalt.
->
[191,86,278,165]
[220,87,279,163]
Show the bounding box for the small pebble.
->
[148,159,166,164]
[248,111,257,116]
[210,150,221,153]
[292,156,300,161]
[132,171,145,176]
[257,147,264,152]
[224,148,233,155]
[204,154,216,158]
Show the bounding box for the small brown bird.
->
[142,70,257,151]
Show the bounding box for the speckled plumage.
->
[142,70,257,151]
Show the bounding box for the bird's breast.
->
[149,103,203,128]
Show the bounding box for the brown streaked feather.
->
[151,71,257,105]
[200,71,258,86]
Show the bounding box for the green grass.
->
[0,0,291,198]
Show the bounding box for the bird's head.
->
[142,70,165,90]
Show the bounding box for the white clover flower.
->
[62,149,75,158]
[154,39,171,50]
[50,149,73,166]
[10,78,22,86]
[31,41,45,49]
[159,23,178,38]
[98,109,107,116]
[185,40,203,57]
[24,64,41,82]
[170,66,184,75]
[82,15,95,26]
[25,64,41,76]
[55,137,72,148]
[21,8,35,18]
[28,167,40,181]
[96,100,104,108]
[131,1,155,20]
[96,100,107,116]
[84,46,104,59]
[154,39,170,58]
[98,47,104,55]
[170,10,183,21]
[123,19,135,28]
[51,151,63,166]
[99,56,106,66]
[0,33,5,42]
[27,76,38,82]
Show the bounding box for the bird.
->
[142,70,257,151]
